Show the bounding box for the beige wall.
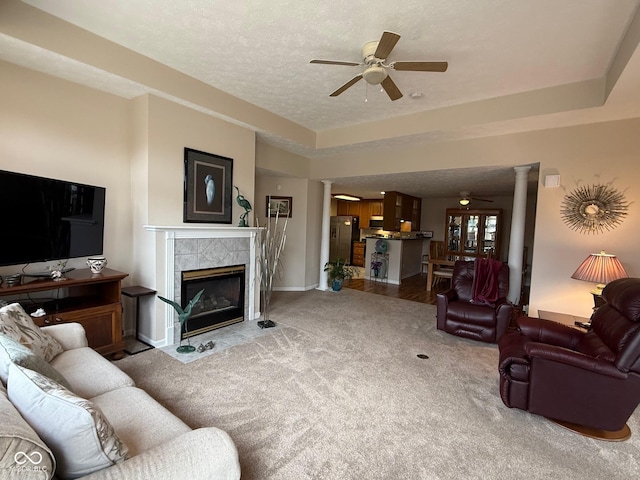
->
[305,179,324,289]
[256,144,323,291]
[527,120,640,318]
[3,59,640,329]
[137,94,257,341]
[255,175,321,290]
[0,61,133,277]
[309,120,640,319]
[256,141,310,178]
[0,63,258,343]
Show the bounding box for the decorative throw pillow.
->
[0,333,71,388]
[0,381,56,478]
[0,303,63,362]
[7,364,128,479]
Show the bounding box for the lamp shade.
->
[571,251,628,285]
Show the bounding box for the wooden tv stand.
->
[0,268,128,358]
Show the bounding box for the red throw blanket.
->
[471,258,503,306]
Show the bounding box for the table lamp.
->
[571,251,628,312]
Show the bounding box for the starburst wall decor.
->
[561,184,629,234]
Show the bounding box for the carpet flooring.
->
[115,289,640,480]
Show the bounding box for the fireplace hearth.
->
[181,265,245,339]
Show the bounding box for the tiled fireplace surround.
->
[146,226,260,345]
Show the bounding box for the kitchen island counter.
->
[364,237,425,284]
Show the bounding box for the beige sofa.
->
[0,304,240,480]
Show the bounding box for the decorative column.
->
[318,180,333,291]
[507,166,531,305]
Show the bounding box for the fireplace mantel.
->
[145,225,261,345]
[145,225,262,237]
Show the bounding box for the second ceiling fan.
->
[459,191,494,206]
[310,31,448,101]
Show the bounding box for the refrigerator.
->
[330,216,360,264]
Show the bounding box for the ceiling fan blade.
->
[330,74,363,97]
[381,76,403,101]
[472,197,494,203]
[374,31,401,59]
[392,61,448,72]
[310,59,360,67]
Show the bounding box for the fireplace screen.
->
[181,265,245,339]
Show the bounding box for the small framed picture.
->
[266,196,292,218]
[183,148,233,223]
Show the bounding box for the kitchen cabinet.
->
[369,200,384,216]
[336,200,361,217]
[1,268,128,357]
[444,208,502,260]
[352,241,365,267]
[359,199,384,228]
[383,191,421,231]
[359,200,371,228]
[410,197,421,229]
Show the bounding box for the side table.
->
[122,286,156,355]
[537,310,591,330]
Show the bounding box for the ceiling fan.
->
[459,191,494,206]
[310,31,448,101]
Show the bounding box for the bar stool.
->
[122,285,156,355]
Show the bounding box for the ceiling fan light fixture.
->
[334,194,361,201]
[363,66,388,85]
[311,31,448,101]
[459,197,471,206]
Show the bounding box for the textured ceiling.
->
[325,165,540,200]
[16,0,639,131]
[2,0,640,198]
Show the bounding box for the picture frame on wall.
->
[266,196,292,218]
[183,148,233,223]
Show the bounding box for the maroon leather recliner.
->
[498,278,640,439]
[436,260,512,343]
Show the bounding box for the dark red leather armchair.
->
[498,278,640,440]
[436,260,512,343]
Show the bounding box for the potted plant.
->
[324,258,359,291]
[371,259,383,277]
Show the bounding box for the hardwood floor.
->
[343,273,450,304]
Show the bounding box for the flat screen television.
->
[0,170,106,267]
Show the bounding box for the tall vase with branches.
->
[255,208,287,328]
